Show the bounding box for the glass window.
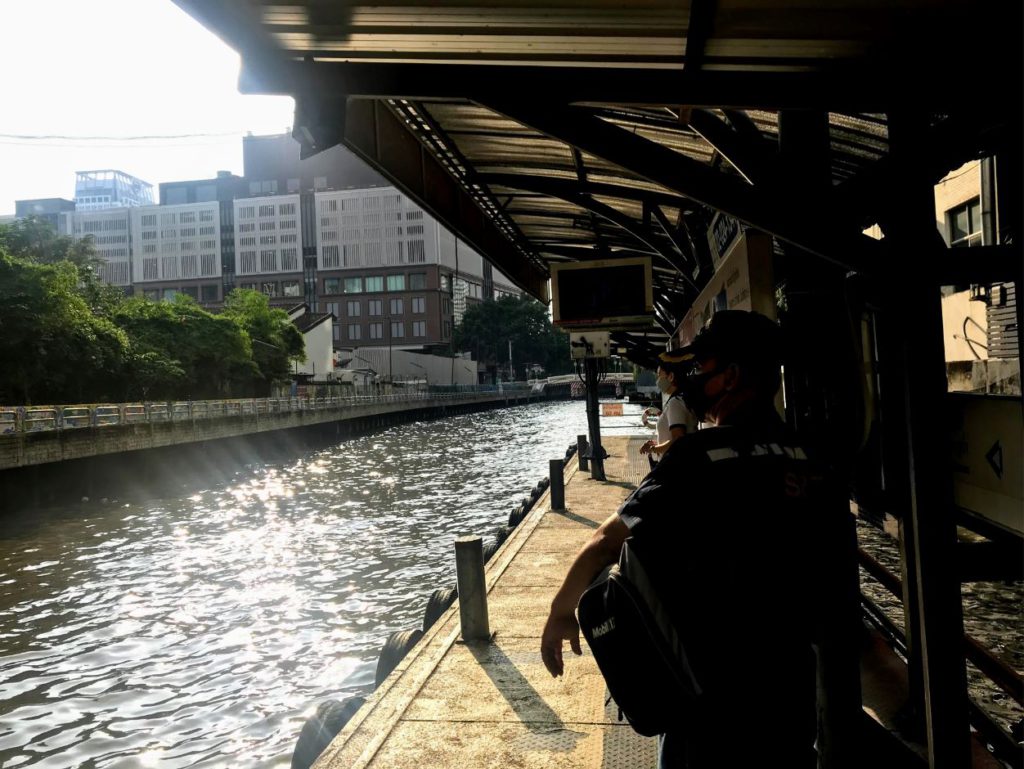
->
[409,273,427,290]
[948,197,983,247]
[368,299,383,316]
[391,321,405,339]
[325,302,339,318]
[412,321,426,337]
[344,277,363,294]
[282,280,301,297]
[389,298,404,315]
[261,281,278,297]
[196,185,217,202]
[348,324,362,341]
[201,284,219,302]
[387,274,405,291]
[249,182,261,195]
[440,274,451,293]
[412,297,426,314]
[314,176,327,190]
[181,285,199,300]
[333,324,340,341]
[162,288,177,301]
[324,278,341,294]
[369,322,383,340]
[144,289,160,301]
[347,300,360,317]
[287,178,300,193]
[365,275,383,292]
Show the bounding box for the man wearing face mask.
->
[639,354,695,468]
[541,310,853,768]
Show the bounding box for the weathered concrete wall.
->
[0,391,543,513]
[0,392,536,472]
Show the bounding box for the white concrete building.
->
[61,208,133,287]
[131,202,222,285]
[234,194,303,298]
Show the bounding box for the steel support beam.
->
[339,99,549,300]
[687,108,774,186]
[477,99,880,275]
[886,111,971,769]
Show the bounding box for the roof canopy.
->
[175,0,1022,362]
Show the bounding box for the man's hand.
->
[639,439,655,455]
[541,610,583,677]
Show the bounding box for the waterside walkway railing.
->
[0,385,537,436]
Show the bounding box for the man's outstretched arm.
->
[540,513,630,677]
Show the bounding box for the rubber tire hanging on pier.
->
[374,628,424,688]
[291,695,365,769]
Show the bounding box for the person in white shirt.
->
[640,352,695,464]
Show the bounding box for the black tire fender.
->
[374,628,424,688]
[422,586,458,631]
[291,695,366,769]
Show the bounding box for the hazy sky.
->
[0,1,295,214]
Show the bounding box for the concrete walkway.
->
[314,435,655,769]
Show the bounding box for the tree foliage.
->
[222,289,306,394]
[0,220,307,405]
[453,295,571,379]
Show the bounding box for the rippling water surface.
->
[0,400,628,768]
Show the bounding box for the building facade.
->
[14,198,76,231]
[233,194,304,300]
[60,207,133,287]
[131,202,223,303]
[242,132,387,196]
[74,170,153,211]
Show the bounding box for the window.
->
[241,282,258,291]
[279,202,296,216]
[365,276,383,292]
[259,204,275,217]
[344,277,363,293]
[282,280,301,297]
[181,285,199,300]
[141,214,157,227]
[387,274,406,291]
[261,281,278,297]
[391,321,405,339]
[287,178,300,193]
[197,186,217,202]
[249,182,261,195]
[322,245,341,268]
[412,297,425,314]
[407,240,426,262]
[948,198,983,247]
[314,176,327,190]
[347,300,360,317]
[165,189,187,205]
[390,298,404,315]
[368,299,383,316]
[326,302,339,318]
[348,324,362,341]
[239,205,255,219]
[324,278,341,294]
[406,225,424,236]
[162,288,178,301]
[409,273,426,290]
[201,284,219,302]
[412,321,426,338]
[369,322,383,340]
[443,320,451,339]
[281,248,299,271]
[144,289,160,301]
[261,181,278,194]
[333,324,340,341]
[405,210,423,221]
[179,211,196,224]
[440,275,451,292]
[142,258,159,280]
[260,250,277,272]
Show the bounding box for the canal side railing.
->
[0,386,536,436]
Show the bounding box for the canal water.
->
[0,399,645,768]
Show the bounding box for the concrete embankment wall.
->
[0,392,538,514]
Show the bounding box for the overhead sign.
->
[569,331,611,359]
[707,212,742,272]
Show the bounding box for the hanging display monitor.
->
[551,257,654,330]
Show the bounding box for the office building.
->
[74,170,153,211]
[14,198,76,231]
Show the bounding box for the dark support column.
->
[777,110,863,769]
[584,358,606,481]
[885,112,970,768]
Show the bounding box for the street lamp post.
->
[385,314,393,384]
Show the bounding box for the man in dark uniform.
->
[540,310,856,768]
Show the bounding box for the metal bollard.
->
[576,434,589,471]
[454,536,490,641]
[549,458,565,511]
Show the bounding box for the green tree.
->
[222,289,305,394]
[0,216,102,271]
[0,249,130,404]
[453,295,571,380]
[113,295,258,400]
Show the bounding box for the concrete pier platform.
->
[314,435,654,769]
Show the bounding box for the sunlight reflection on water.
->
[0,400,646,768]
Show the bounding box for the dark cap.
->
[670,310,782,368]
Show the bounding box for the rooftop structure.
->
[75,170,154,211]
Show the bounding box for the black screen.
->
[556,263,648,323]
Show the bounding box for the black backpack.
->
[577,536,702,737]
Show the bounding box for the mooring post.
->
[454,535,490,641]
[576,434,589,471]
[549,458,565,511]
